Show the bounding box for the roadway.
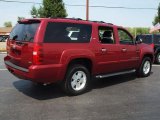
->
[0,53,160,120]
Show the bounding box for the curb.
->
[0,52,7,54]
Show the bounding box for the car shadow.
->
[13,73,139,100]
[13,80,66,100]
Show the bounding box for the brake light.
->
[150,43,154,49]
[6,39,10,54]
[33,44,43,65]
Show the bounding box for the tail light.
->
[6,39,10,54]
[33,43,43,65]
[150,43,154,49]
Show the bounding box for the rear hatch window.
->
[7,20,40,69]
[9,20,40,42]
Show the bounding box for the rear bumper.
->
[4,60,65,84]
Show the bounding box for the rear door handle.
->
[122,48,127,52]
[101,48,107,52]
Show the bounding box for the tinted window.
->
[98,26,115,44]
[9,22,40,42]
[71,32,79,38]
[0,35,8,41]
[153,35,160,44]
[118,29,134,45]
[0,36,3,40]
[44,22,92,43]
[137,35,152,44]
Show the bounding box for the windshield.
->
[137,35,152,44]
[9,22,40,42]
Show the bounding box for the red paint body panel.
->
[4,18,154,84]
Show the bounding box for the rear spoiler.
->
[18,19,40,24]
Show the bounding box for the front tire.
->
[137,57,152,77]
[62,64,91,95]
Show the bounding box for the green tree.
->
[153,3,160,25]
[31,6,39,18]
[43,0,67,17]
[30,0,67,18]
[18,16,25,21]
[4,21,12,27]
[127,27,150,37]
[38,6,45,17]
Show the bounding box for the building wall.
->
[0,27,12,35]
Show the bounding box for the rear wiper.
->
[23,34,33,42]
[15,41,27,46]
[12,35,18,40]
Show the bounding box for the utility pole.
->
[86,0,89,20]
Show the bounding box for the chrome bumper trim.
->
[5,61,29,72]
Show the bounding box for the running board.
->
[96,69,136,79]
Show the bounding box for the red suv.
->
[4,18,154,95]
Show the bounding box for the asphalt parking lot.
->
[1,53,160,120]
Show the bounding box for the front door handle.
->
[122,48,127,52]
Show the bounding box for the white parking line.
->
[152,65,160,67]
[0,69,7,71]
[0,53,6,54]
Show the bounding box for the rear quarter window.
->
[44,22,92,43]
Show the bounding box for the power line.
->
[0,0,158,10]
[0,0,41,4]
[65,4,157,10]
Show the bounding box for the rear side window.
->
[98,26,115,44]
[44,22,92,43]
[153,35,160,44]
[137,35,152,44]
[70,32,79,38]
[9,22,40,42]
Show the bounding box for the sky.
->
[0,0,159,27]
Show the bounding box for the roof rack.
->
[91,21,106,23]
[49,17,114,25]
[50,17,82,20]
[88,20,113,25]
[106,23,114,25]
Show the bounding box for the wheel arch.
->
[67,58,93,74]
[142,54,154,64]
[155,47,160,55]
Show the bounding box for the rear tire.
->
[137,57,152,77]
[62,64,91,96]
[155,52,160,64]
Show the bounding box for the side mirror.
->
[135,37,142,44]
